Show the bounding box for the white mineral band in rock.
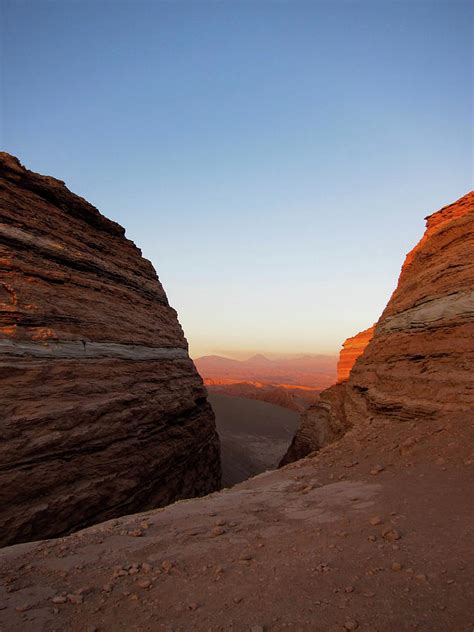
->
[0,339,190,360]
[378,290,474,333]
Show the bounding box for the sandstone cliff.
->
[336,325,375,383]
[0,153,221,547]
[282,191,474,464]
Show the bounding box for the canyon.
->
[0,173,472,631]
[0,153,221,548]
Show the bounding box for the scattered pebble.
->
[344,620,359,630]
[137,579,152,589]
[128,529,143,538]
[392,562,402,572]
[161,560,174,573]
[382,528,401,542]
[369,516,383,526]
[212,526,226,537]
[370,465,385,475]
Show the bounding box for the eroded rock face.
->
[282,191,474,464]
[346,191,474,424]
[336,325,375,383]
[0,153,221,547]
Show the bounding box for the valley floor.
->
[0,414,473,632]
[209,393,300,486]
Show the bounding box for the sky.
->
[1,1,472,359]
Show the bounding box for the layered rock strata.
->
[0,153,221,547]
[336,325,375,383]
[282,191,474,464]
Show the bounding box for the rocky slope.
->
[336,326,375,383]
[282,192,474,464]
[0,153,221,547]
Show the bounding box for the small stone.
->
[52,595,67,604]
[239,553,253,561]
[102,584,112,593]
[233,596,243,604]
[161,560,174,573]
[369,516,383,526]
[392,562,402,572]
[128,529,143,537]
[67,593,84,604]
[415,574,427,582]
[382,528,401,542]
[367,535,377,542]
[315,563,331,573]
[188,602,200,610]
[344,620,359,631]
[215,518,226,526]
[370,465,385,475]
[137,579,152,589]
[129,567,139,575]
[344,586,354,593]
[212,526,226,537]
[250,626,265,632]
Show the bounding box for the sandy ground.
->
[0,414,473,632]
[209,393,299,486]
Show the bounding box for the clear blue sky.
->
[1,1,472,358]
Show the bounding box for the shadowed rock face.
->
[0,153,221,547]
[282,191,474,464]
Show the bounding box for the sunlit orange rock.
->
[282,191,474,464]
[336,325,375,383]
[0,153,221,547]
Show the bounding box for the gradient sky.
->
[1,1,472,358]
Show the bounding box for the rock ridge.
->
[0,153,221,547]
[282,191,474,464]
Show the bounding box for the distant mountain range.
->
[194,353,337,387]
[194,353,338,411]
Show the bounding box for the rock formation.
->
[0,153,221,547]
[282,191,474,464]
[336,325,375,383]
